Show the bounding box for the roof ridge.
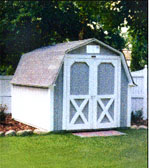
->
[54,38,93,45]
[22,38,94,56]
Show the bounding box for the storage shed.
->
[11,38,135,131]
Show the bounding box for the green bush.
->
[0,65,14,75]
[131,110,143,124]
[0,104,7,123]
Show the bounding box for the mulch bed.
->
[131,119,148,126]
[0,114,36,133]
[0,114,147,133]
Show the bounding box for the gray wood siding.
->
[120,65,128,127]
[53,65,64,131]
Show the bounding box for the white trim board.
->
[66,54,119,59]
[127,85,132,127]
[48,86,54,131]
[62,57,68,130]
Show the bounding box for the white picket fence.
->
[131,65,147,119]
[0,76,13,113]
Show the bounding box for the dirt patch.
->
[0,114,36,133]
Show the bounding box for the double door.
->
[63,56,120,130]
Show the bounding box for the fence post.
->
[143,65,147,119]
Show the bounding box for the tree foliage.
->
[0,1,147,74]
[93,0,147,70]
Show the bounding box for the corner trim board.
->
[49,86,54,131]
[62,58,68,130]
[127,85,132,127]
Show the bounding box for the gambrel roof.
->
[11,38,135,88]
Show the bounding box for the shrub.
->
[131,109,143,124]
[0,104,7,123]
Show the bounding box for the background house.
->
[122,49,131,67]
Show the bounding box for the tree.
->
[113,0,147,71]
[90,0,147,70]
[0,1,126,75]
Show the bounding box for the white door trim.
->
[65,58,93,130]
[63,56,121,130]
[93,59,120,129]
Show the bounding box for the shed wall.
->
[53,65,64,131]
[120,65,128,127]
[12,85,51,131]
[53,52,129,130]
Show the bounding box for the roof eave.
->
[11,83,49,89]
[119,52,136,86]
[65,38,95,54]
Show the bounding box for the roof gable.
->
[11,38,134,87]
[68,41,118,55]
[67,39,119,55]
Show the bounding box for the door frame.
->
[62,54,121,130]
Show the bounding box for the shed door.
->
[65,59,93,130]
[93,60,119,129]
[64,57,120,130]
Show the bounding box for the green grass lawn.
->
[0,129,147,168]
